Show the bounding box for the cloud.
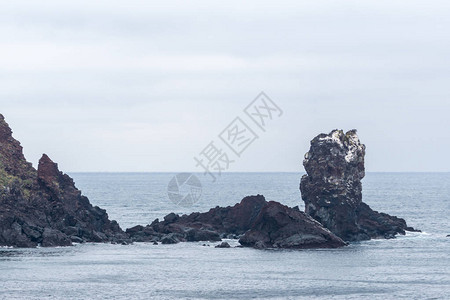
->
[1,0,450,171]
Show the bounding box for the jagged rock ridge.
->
[127,195,346,249]
[0,114,128,247]
[300,129,417,241]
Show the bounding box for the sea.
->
[0,172,449,299]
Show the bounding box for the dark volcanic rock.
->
[127,195,345,249]
[127,195,267,243]
[215,241,231,248]
[185,228,220,242]
[36,154,127,243]
[300,129,417,241]
[0,114,128,247]
[239,201,345,249]
[160,233,181,244]
[41,228,72,247]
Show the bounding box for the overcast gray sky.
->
[1,0,449,172]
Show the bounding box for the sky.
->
[1,0,449,172]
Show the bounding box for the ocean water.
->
[0,172,449,299]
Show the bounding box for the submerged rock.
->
[160,233,181,244]
[215,241,231,248]
[0,114,128,247]
[127,195,345,249]
[300,129,418,241]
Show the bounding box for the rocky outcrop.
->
[300,129,417,241]
[239,201,345,249]
[0,114,128,247]
[127,195,346,249]
[215,241,231,248]
[126,195,267,243]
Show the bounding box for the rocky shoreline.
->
[0,114,417,249]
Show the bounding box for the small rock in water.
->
[70,236,84,244]
[160,233,180,244]
[215,242,231,248]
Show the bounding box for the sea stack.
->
[300,129,416,241]
[0,114,128,247]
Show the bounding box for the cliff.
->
[0,114,128,247]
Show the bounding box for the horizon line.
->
[66,171,450,174]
